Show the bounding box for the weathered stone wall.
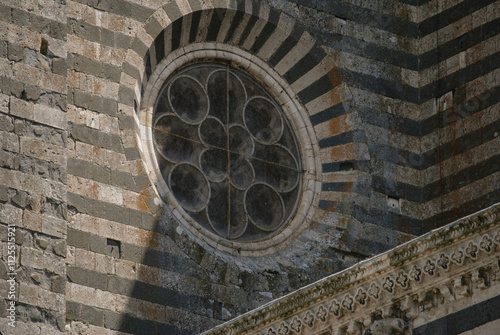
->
[0,0,68,334]
[275,0,500,236]
[0,0,498,335]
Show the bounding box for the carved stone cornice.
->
[203,203,500,335]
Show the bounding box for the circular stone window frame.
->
[138,42,321,256]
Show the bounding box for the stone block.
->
[78,159,111,184]
[115,32,132,50]
[0,114,13,132]
[110,169,135,191]
[124,147,140,161]
[106,275,135,296]
[101,28,115,48]
[51,275,66,294]
[102,63,121,83]
[118,114,134,131]
[0,130,19,153]
[53,240,66,257]
[0,185,9,202]
[72,89,91,109]
[0,224,7,243]
[92,199,129,225]
[33,104,67,130]
[43,253,65,275]
[75,247,96,270]
[69,18,101,43]
[66,300,81,321]
[0,203,23,225]
[162,1,183,22]
[144,16,163,39]
[0,3,10,22]
[118,86,135,106]
[94,253,115,274]
[18,283,39,306]
[12,190,31,209]
[41,214,66,239]
[37,287,58,310]
[20,246,44,270]
[24,85,42,102]
[0,150,18,170]
[11,7,29,26]
[116,0,154,22]
[128,209,144,230]
[69,53,100,78]
[134,174,150,191]
[67,227,90,250]
[71,123,124,153]
[81,305,104,327]
[115,259,136,279]
[36,237,49,249]
[89,234,106,254]
[13,119,25,135]
[21,210,42,233]
[142,210,159,230]
[0,298,6,318]
[119,242,143,263]
[0,77,23,98]
[67,266,107,291]
[103,310,122,330]
[101,96,118,116]
[0,92,9,114]
[7,42,24,62]
[52,58,66,76]
[97,183,123,206]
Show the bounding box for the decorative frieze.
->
[204,203,500,335]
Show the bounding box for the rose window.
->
[153,63,302,242]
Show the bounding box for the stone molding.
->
[204,202,500,334]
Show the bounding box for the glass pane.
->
[153,63,302,242]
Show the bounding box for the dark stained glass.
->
[153,63,302,241]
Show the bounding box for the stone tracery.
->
[153,62,302,241]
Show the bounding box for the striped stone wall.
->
[278,0,500,237]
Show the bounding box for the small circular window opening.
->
[153,63,303,242]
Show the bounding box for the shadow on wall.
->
[116,209,217,334]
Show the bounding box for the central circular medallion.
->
[153,63,302,242]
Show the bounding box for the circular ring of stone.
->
[139,43,321,256]
[158,64,299,241]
